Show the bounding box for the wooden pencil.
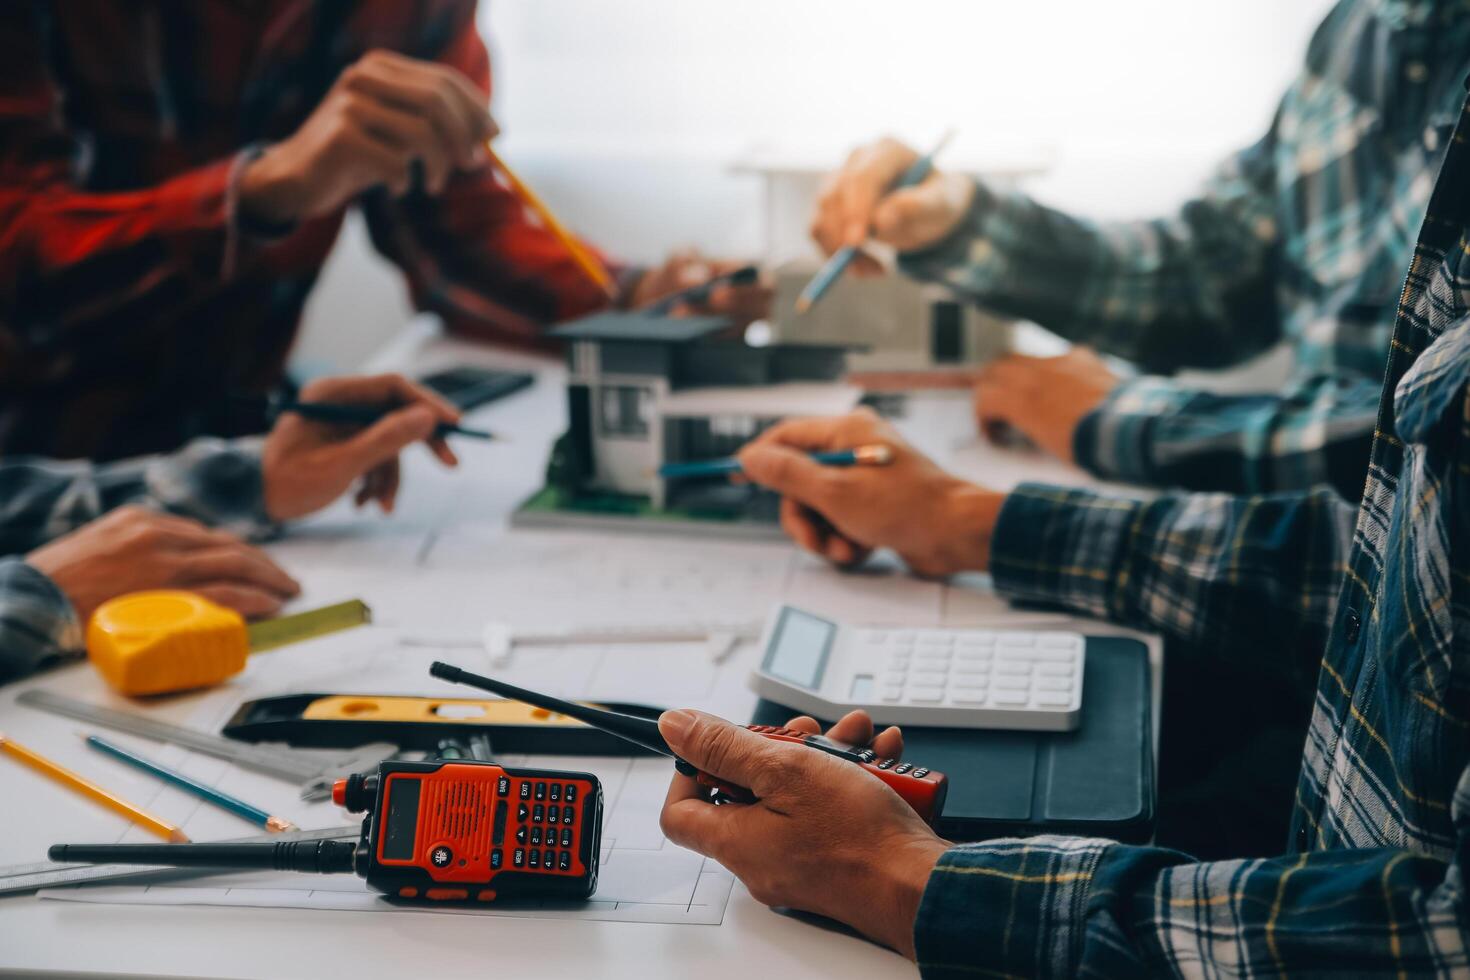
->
[485,144,619,300]
[0,731,189,843]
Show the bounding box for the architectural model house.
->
[542,312,859,516]
[770,260,1011,371]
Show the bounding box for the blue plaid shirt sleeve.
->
[916,799,1470,978]
[0,438,274,556]
[896,146,1384,498]
[0,558,82,683]
[0,438,274,681]
[898,134,1282,376]
[987,482,1353,687]
[1075,371,1380,499]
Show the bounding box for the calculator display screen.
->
[762,608,836,690]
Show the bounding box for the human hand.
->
[658,708,947,958]
[626,251,773,329]
[262,374,462,521]
[973,349,1121,463]
[25,507,301,623]
[810,137,976,276]
[736,408,1004,576]
[240,49,498,224]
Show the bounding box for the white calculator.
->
[748,605,1086,731]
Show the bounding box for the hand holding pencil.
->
[807,133,972,298]
[261,373,463,521]
[735,408,1006,578]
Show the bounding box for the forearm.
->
[1074,372,1379,498]
[0,559,81,683]
[899,150,1280,374]
[0,146,284,319]
[987,482,1353,685]
[0,439,274,554]
[915,834,1466,978]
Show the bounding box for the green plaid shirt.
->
[0,439,271,682]
[913,85,1470,978]
[902,0,1470,500]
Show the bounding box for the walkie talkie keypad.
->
[503,776,585,875]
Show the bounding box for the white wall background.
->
[293,0,1336,372]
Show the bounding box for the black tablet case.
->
[751,635,1154,844]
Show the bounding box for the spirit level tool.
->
[223,692,664,754]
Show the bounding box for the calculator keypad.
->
[863,629,1083,714]
[493,779,585,875]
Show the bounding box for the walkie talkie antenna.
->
[48,839,357,873]
[429,662,695,775]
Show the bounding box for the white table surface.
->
[0,320,1159,979]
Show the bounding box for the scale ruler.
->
[0,825,358,896]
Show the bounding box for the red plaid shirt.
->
[0,0,617,460]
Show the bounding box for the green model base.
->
[511,485,784,541]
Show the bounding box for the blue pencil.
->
[82,734,296,833]
[795,130,956,313]
[658,443,893,480]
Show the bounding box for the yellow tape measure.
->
[87,592,371,696]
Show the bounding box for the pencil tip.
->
[170,829,192,844]
[794,297,811,314]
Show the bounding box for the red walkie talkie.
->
[428,662,949,824]
[50,757,603,904]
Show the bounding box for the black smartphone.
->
[420,367,535,410]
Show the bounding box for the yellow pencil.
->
[484,144,620,301]
[0,731,189,843]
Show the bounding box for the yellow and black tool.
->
[222,692,663,756]
[87,592,370,696]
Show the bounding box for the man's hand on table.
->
[25,507,301,622]
[659,708,947,958]
[262,373,461,521]
[973,349,1121,463]
[736,408,1005,576]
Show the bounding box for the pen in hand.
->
[657,444,893,480]
[275,398,496,441]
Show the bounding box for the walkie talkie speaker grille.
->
[423,775,496,863]
[427,779,491,844]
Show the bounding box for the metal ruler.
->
[0,825,358,896]
[16,689,393,785]
[246,598,371,652]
